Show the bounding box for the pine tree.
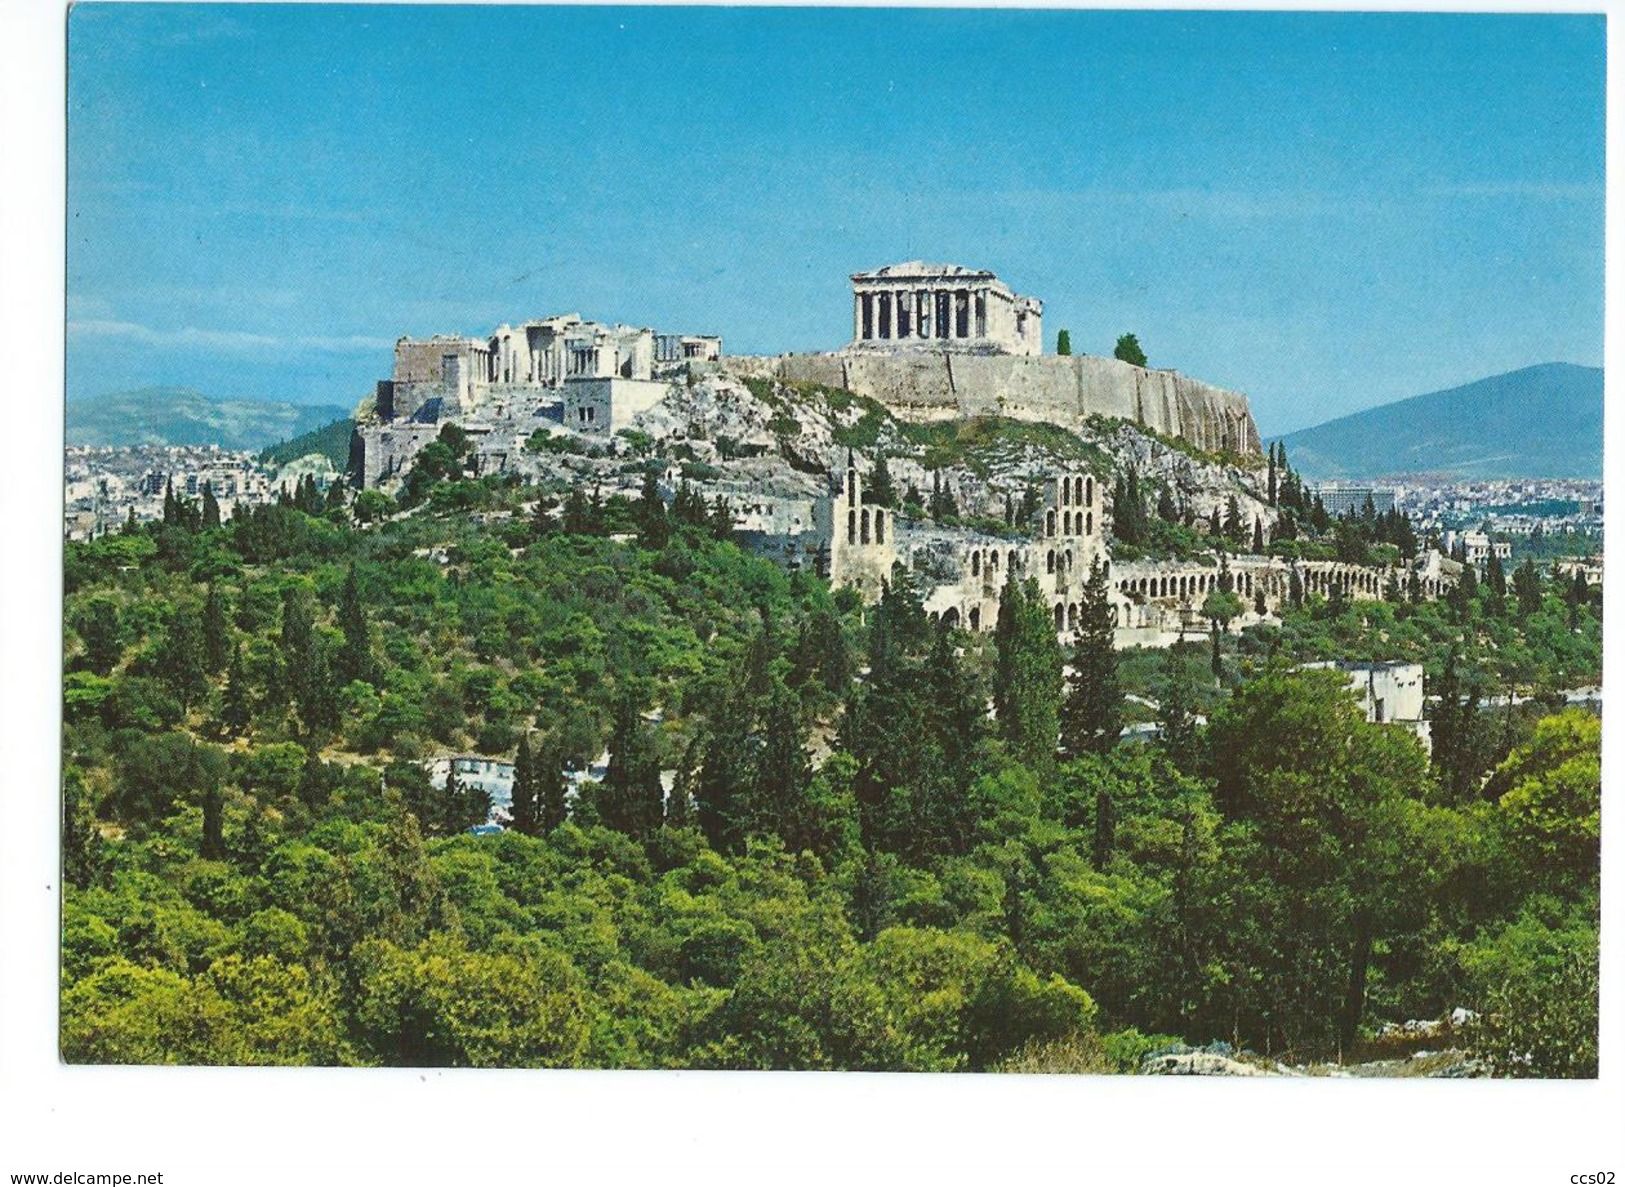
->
[992,574,1063,771]
[1113,333,1147,367]
[510,733,539,836]
[202,583,231,673]
[562,487,591,534]
[1061,558,1121,758]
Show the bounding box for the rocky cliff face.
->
[712,351,1262,458]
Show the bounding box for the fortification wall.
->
[712,352,1262,457]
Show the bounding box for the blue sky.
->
[66,5,1604,436]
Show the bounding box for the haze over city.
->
[67,5,1604,436]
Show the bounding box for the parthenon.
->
[850,261,1043,355]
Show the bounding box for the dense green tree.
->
[1113,333,1147,367]
[1205,668,1429,1054]
[1056,329,1072,356]
[73,596,123,675]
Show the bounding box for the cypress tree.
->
[201,782,226,861]
[1156,648,1200,772]
[297,747,330,812]
[538,738,570,832]
[601,689,664,837]
[156,608,208,710]
[201,482,221,530]
[992,573,1063,771]
[636,468,669,549]
[123,506,139,535]
[219,644,252,738]
[1092,786,1116,870]
[1252,516,1265,555]
[755,679,812,849]
[1267,443,1279,507]
[336,565,376,686]
[868,453,897,509]
[1061,557,1121,758]
[202,583,231,673]
[510,733,539,836]
[709,495,734,540]
[1056,329,1072,356]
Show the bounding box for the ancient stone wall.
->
[710,352,1262,457]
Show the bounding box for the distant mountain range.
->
[1276,363,1603,481]
[67,387,351,452]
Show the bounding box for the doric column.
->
[854,291,862,341]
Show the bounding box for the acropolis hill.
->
[356,262,1261,482]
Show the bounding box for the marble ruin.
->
[850,261,1043,356]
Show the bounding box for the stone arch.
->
[1067,603,1079,631]
[990,550,1001,571]
[942,606,960,628]
[875,509,885,545]
[1086,511,1093,536]
[1047,509,1057,537]
[1086,476,1094,505]
[972,551,981,577]
[1047,550,1056,574]
[968,606,981,631]
[861,507,871,544]
[1074,476,1085,505]
[847,509,856,545]
[1054,603,1065,630]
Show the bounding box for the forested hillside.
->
[59,463,1600,1073]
